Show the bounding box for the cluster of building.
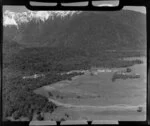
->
[89,67,115,75]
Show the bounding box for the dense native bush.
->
[3,76,58,121]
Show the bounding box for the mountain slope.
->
[3,10,146,50]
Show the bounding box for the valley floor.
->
[33,56,147,121]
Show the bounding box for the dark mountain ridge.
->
[4,10,146,51]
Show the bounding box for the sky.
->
[3,1,146,14]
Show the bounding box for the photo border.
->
[1,0,149,125]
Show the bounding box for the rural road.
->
[48,98,146,111]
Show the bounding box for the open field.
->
[34,56,146,121]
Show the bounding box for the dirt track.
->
[48,97,146,111]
